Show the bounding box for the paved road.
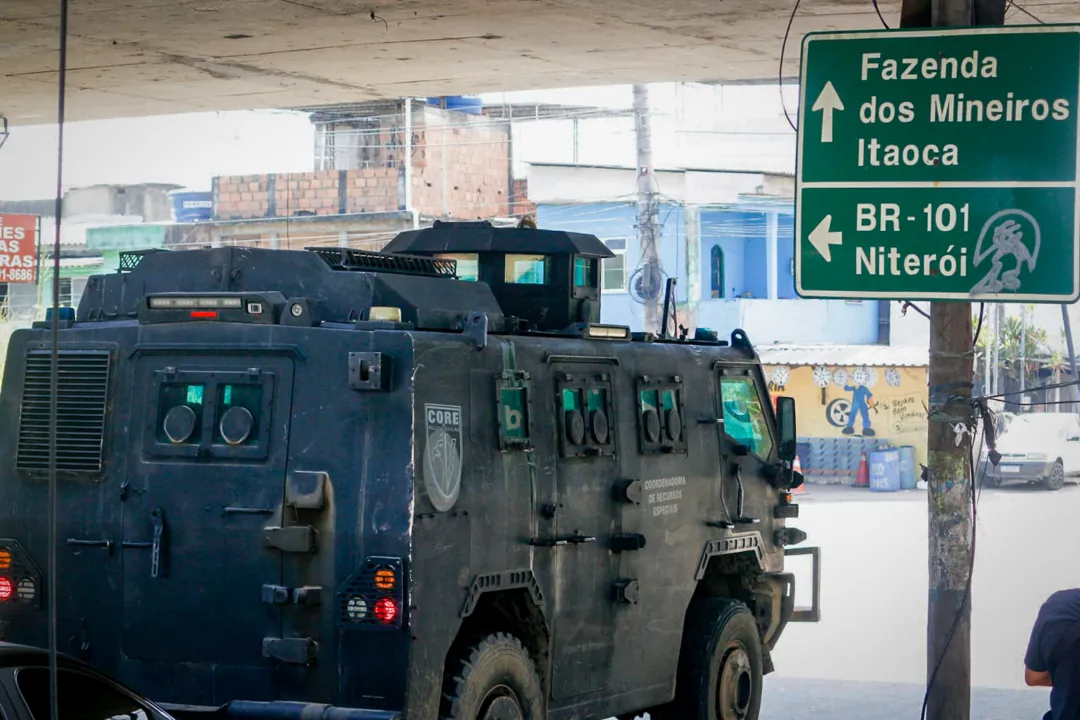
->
[759,676,1050,719]
[773,480,1080,691]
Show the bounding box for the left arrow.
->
[811,81,844,143]
[809,215,843,263]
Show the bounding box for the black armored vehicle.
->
[0,221,819,720]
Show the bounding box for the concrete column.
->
[338,230,349,248]
[684,204,701,331]
[766,211,779,300]
[210,229,222,248]
[268,232,280,250]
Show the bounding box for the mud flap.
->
[784,545,821,622]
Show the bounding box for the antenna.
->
[660,277,677,339]
[48,0,70,718]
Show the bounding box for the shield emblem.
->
[423,404,463,512]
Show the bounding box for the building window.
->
[711,245,725,299]
[437,253,479,281]
[505,254,547,285]
[601,238,627,292]
[58,277,72,307]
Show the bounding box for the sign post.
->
[795,24,1080,303]
[0,214,39,284]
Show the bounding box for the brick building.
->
[213,100,523,228]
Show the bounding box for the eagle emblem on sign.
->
[423,404,463,512]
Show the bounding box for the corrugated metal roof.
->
[757,344,928,368]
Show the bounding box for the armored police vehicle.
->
[0,220,819,720]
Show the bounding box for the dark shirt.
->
[1026,589,1080,720]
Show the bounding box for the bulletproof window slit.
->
[16,350,111,473]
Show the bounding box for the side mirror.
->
[775,395,797,462]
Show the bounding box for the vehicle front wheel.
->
[654,597,764,720]
[1045,461,1065,491]
[442,633,544,720]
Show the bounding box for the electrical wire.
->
[871,0,891,28]
[49,0,68,717]
[1006,0,1046,24]
[973,303,986,347]
[779,0,803,132]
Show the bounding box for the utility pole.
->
[898,2,1006,719]
[1063,305,1079,413]
[1020,304,1027,397]
[633,84,663,334]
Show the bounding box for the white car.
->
[979,412,1080,491]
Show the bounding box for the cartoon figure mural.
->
[841,380,875,436]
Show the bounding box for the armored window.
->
[495,371,532,450]
[146,367,275,461]
[16,667,152,720]
[505,254,548,285]
[636,377,687,455]
[436,252,479,282]
[573,257,597,288]
[556,372,614,458]
[719,374,774,460]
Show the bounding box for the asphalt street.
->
[757,479,1080,718]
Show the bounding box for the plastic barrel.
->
[869,448,901,492]
[898,446,917,490]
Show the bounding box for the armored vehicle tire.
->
[656,598,763,720]
[1045,461,1065,491]
[442,632,544,720]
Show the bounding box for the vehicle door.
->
[121,351,294,672]
[547,359,620,701]
[715,367,776,526]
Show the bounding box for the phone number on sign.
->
[0,268,35,282]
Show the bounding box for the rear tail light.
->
[338,557,404,630]
[373,597,398,624]
[0,541,44,610]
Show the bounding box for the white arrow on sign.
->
[809,215,843,263]
[811,81,844,143]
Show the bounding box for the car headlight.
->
[1028,452,1048,461]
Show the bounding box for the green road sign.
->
[794,25,1080,302]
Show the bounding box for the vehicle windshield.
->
[1001,414,1071,441]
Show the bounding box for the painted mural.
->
[764,363,930,476]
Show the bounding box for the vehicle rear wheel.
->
[1045,461,1065,491]
[653,597,763,720]
[442,633,544,720]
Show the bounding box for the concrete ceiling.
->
[0,0,1073,125]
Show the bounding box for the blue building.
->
[528,163,888,346]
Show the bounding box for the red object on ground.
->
[856,451,870,488]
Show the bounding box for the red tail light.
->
[0,577,12,602]
[190,311,218,319]
[373,597,397,624]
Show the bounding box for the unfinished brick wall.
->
[213,169,401,220]
[509,178,535,218]
[213,105,512,222]
[410,107,511,219]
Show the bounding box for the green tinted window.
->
[662,389,675,411]
[586,387,605,412]
[505,255,547,285]
[223,385,233,405]
[500,388,528,440]
[562,388,579,411]
[639,389,659,412]
[720,376,773,459]
[574,257,595,287]
[186,385,204,405]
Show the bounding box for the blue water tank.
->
[426,95,483,115]
[170,191,213,223]
[898,446,917,490]
[869,448,901,492]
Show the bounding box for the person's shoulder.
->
[1040,588,1080,617]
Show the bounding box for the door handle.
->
[528,534,597,547]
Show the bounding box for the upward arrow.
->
[811,81,844,144]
